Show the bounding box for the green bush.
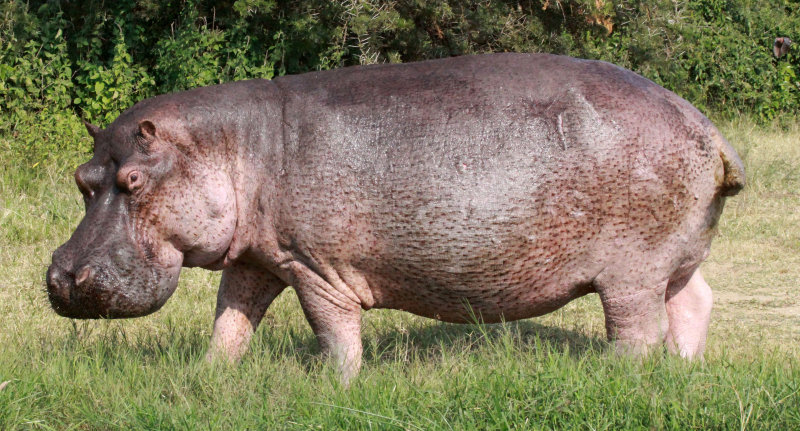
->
[2,0,800,169]
[74,22,156,125]
[154,7,273,93]
[0,8,87,168]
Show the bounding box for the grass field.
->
[1,120,798,429]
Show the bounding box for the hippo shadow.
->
[254,315,608,374]
[360,318,609,365]
[55,309,607,372]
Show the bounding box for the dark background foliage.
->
[2,0,799,166]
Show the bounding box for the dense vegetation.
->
[2,0,800,168]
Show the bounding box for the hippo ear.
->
[138,120,157,140]
[83,120,101,138]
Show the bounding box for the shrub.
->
[0,7,87,168]
[74,21,156,125]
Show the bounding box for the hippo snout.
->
[46,259,111,318]
[46,239,182,319]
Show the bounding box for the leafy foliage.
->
[0,6,86,167]
[74,23,156,125]
[2,0,800,168]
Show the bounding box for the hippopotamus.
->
[46,53,744,380]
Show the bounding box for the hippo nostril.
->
[46,265,72,303]
[47,266,66,289]
[46,266,59,290]
[75,266,94,287]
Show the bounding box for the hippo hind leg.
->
[594,273,670,356]
[664,268,712,359]
[286,262,363,384]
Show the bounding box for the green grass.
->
[1,120,799,429]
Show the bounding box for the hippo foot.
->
[288,262,363,385]
[299,296,363,385]
[599,280,669,356]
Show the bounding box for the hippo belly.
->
[361,155,606,323]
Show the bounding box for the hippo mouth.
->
[46,256,181,319]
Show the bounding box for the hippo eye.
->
[127,170,143,192]
[117,166,145,193]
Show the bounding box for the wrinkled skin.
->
[47,54,744,381]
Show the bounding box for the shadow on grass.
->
[253,316,608,373]
[27,313,606,375]
[360,319,608,364]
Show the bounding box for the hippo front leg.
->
[206,263,286,363]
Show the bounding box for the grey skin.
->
[47,53,744,381]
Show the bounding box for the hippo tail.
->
[711,129,746,197]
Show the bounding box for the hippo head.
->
[46,110,237,318]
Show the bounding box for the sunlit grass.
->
[1,119,798,429]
